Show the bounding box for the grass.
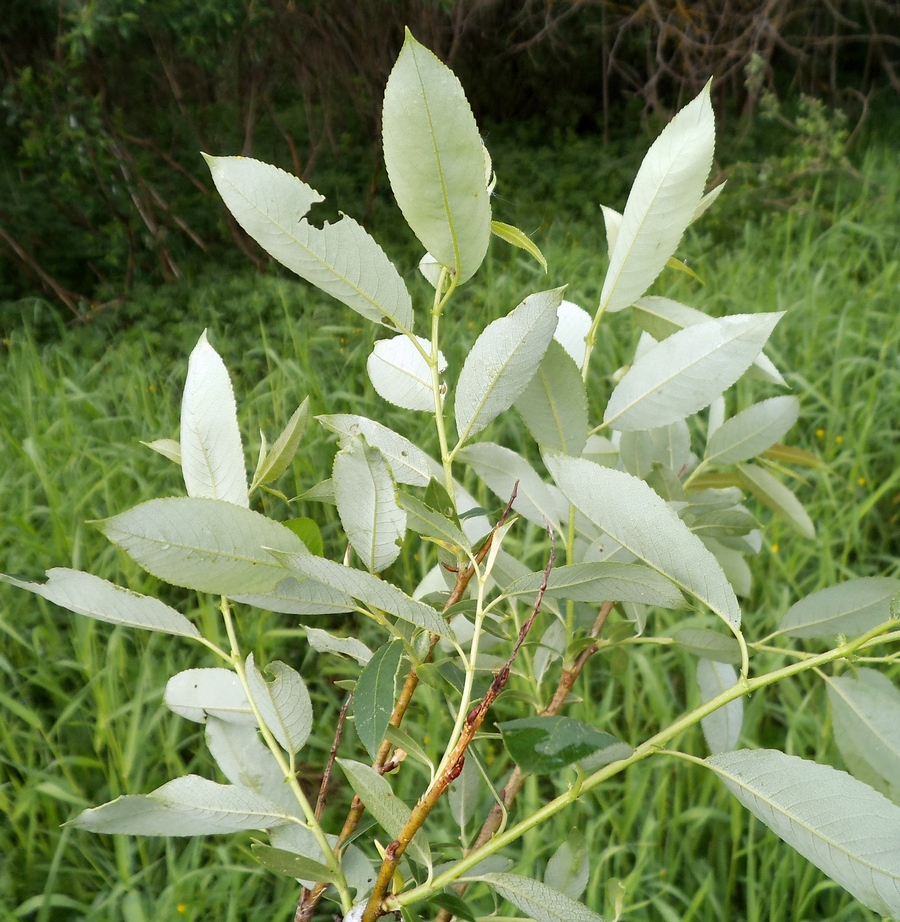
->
[1,128,899,922]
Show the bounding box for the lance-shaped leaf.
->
[252,843,337,885]
[673,627,741,664]
[827,669,900,794]
[503,562,683,609]
[337,759,431,867]
[305,626,373,665]
[546,454,741,629]
[165,668,255,725]
[454,288,562,444]
[204,155,413,331]
[276,552,451,638]
[705,396,799,465]
[231,575,353,616]
[382,30,491,285]
[471,872,606,922]
[499,716,625,774]
[491,220,547,271]
[318,414,432,487]
[706,749,900,916]
[252,399,309,488]
[334,436,406,574]
[599,84,714,315]
[515,340,588,455]
[736,463,815,539]
[142,438,181,464]
[367,335,445,412]
[554,300,592,369]
[268,825,374,897]
[353,639,404,761]
[545,829,590,901]
[97,496,322,597]
[458,441,566,532]
[603,313,784,431]
[246,655,312,755]
[0,568,199,638]
[779,577,900,639]
[697,659,742,754]
[70,775,290,836]
[181,331,249,507]
[397,492,471,552]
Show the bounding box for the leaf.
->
[70,775,290,835]
[231,575,352,616]
[246,655,312,755]
[268,825,374,896]
[318,413,433,486]
[498,716,623,774]
[382,30,491,285]
[705,396,799,465]
[454,288,562,444]
[383,725,435,776]
[827,669,900,792]
[397,492,470,552]
[252,399,309,487]
[458,441,566,532]
[619,422,690,479]
[600,205,622,259]
[337,759,431,867]
[251,843,337,884]
[472,872,606,922]
[425,893,478,922]
[305,626,372,665]
[780,577,900,639]
[706,749,900,916]
[334,436,406,574]
[142,438,181,464]
[0,568,199,638]
[491,220,547,271]
[554,300,593,369]
[204,155,413,331]
[366,335,445,413]
[354,640,404,761]
[276,552,451,638]
[546,454,741,629]
[545,829,590,901]
[672,627,741,664]
[165,668,255,725]
[448,750,483,838]
[515,340,588,455]
[599,84,714,315]
[503,562,683,609]
[284,517,324,556]
[533,619,566,686]
[180,331,249,507]
[736,463,815,538]
[696,659,742,754]
[603,313,784,431]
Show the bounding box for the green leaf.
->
[382,30,491,285]
[619,422,690,480]
[603,313,784,431]
[503,562,683,609]
[448,749,482,839]
[268,825,374,896]
[545,828,589,900]
[251,843,337,884]
[354,640,404,761]
[736,463,815,539]
[336,759,431,868]
[366,334,445,413]
[203,155,413,331]
[284,518,324,557]
[276,552,451,638]
[599,84,714,315]
[305,626,373,665]
[180,331,249,507]
[334,436,406,574]
[696,659,742,754]
[0,568,200,638]
[164,668,255,725]
[425,892,478,922]
[515,340,588,455]
[318,413,433,487]
[252,399,309,487]
[546,455,741,630]
[471,872,606,922]
[231,575,352,616]
[778,578,900,638]
[454,288,563,444]
[672,627,741,663]
[498,716,623,774]
[246,655,313,755]
[491,220,547,271]
[397,491,471,552]
[707,749,900,917]
[70,775,290,836]
[383,725,435,776]
[142,438,181,464]
[705,396,799,465]
[826,669,900,794]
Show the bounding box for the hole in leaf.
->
[304,199,342,230]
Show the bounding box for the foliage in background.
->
[1,0,898,316]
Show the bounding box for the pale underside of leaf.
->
[736,463,815,539]
[469,872,606,922]
[164,668,256,725]
[705,396,799,465]
[366,335,444,413]
[246,654,313,755]
[697,658,742,754]
[778,577,900,638]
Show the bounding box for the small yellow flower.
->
[771,542,780,554]
[815,428,825,438]
[177,904,188,914]
[836,435,844,444]
[858,477,866,486]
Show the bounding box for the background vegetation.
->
[1,2,898,920]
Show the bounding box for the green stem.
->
[388,619,898,910]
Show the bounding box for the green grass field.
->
[1,130,898,922]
